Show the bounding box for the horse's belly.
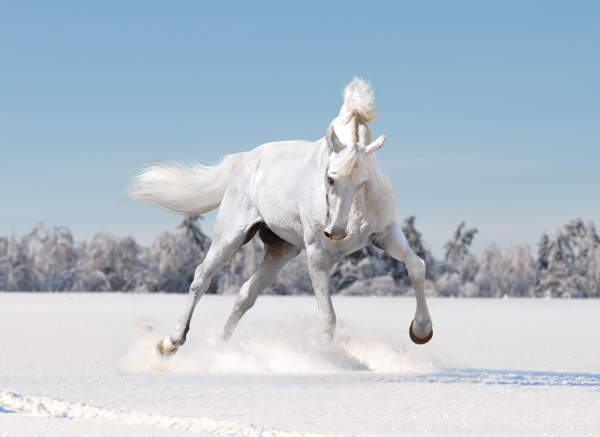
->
[264,220,305,247]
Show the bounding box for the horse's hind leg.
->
[222,227,301,341]
[157,223,260,357]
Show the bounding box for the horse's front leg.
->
[306,244,337,340]
[374,222,433,344]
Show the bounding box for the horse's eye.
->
[327,177,334,185]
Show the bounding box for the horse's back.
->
[253,139,318,161]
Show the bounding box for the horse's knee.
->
[189,264,217,295]
[407,255,426,281]
[239,298,256,313]
[234,290,258,314]
[189,278,205,295]
[193,263,204,277]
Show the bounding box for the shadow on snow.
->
[378,368,600,387]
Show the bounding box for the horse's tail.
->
[124,153,246,216]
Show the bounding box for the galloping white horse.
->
[126,77,433,357]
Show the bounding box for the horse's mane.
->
[338,77,377,124]
[329,143,360,176]
[329,77,377,176]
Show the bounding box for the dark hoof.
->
[156,339,179,358]
[409,323,433,345]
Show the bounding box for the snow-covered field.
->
[1,293,599,436]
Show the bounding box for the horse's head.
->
[321,77,386,241]
[323,117,386,241]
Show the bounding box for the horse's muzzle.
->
[324,231,347,241]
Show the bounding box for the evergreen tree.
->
[443,221,478,269]
[540,229,573,297]
[536,232,550,271]
[177,215,210,252]
[585,220,600,297]
[436,221,479,296]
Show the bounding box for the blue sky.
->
[1,1,598,258]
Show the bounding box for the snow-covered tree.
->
[271,253,310,295]
[536,219,600,298]
[1,226,45,291]
[475,242,536,297]
[2,217,599,298]
[561,219,600,297]
[536,233,550,271]
[443,221,478,269]
[435,221,479,296]
[584,220,600,297]
[177,215,210,252]
[539,229,574,297]
[330,246,395,294]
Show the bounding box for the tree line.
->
[1,216,598,297]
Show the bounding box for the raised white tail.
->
[124,153,246,216]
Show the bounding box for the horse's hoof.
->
[156,338,179,358]
[409,322,433,345]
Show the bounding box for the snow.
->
[1,293,599,436]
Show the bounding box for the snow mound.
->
[0,390,337,437]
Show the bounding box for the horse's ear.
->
[364,135,386,156]
[327,125,343,153]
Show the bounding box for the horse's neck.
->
[362,155,396,222]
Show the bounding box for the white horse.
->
[126,77,433,357]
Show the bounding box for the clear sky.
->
[1,1,598,258]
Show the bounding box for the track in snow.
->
[0,390,339,437]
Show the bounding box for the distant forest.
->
[1,216,599,298]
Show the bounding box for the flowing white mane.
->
[328,143,361,177]
[338,77,377,124]
[329,77,377,176]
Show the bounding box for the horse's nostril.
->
[324,231,332,239]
